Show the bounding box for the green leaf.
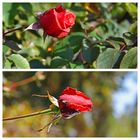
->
[96,48,120,68]
[71,6,87,18]
[82,47,100,63]
[111,4,126,19]
[29,59,46,68]
[20,3,33,14]
[125,3,137,19]
[123,32,136,46]
[120,47,137,68]
[4,59,12,69]
[9,54,30,69]
[129,21,137,33]
[54,32,85,53]
[19,47,40,57]
[50,57,68,68]
[4,3,20,25]
[54,47,74,61]
[69,62,84,69]
[3,3,12,26]
[89,31,102,40]
[4,40,21,51]
[68,32,85,51]
[3,45,10,54]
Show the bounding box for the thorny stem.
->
[3,26,27,43]
[3,108,53,121]
[4,26,26,36]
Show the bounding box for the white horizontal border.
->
[2,69,138,72]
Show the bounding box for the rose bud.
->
[58,87,93,119]
[39,5,76,38]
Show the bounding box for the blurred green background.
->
[3,72,137,137]
[3,3,137,69]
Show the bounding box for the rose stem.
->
[4,26,26,36]
[3,108,53,121]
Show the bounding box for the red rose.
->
[39,5,76,38]
[58,87,93,119]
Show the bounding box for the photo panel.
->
[3,71,137,137]
[3,2,137,69]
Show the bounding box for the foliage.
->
[3,72,137,137]
[3,3,137,69]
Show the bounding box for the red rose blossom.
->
[58,87,93,119]
[39,5,76,38]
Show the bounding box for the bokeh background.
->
[3,72,137,137]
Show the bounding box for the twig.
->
[32,94,48,98]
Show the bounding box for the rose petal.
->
[58,87,93,119]
[39,5,76,38]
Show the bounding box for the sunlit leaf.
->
[9,54,30,69]
[120,47,137,68]
[125,3,137,19]
[129,21,137,33]
[4,59,12,69]
[69,62,84,68]
[3,45,10,54]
